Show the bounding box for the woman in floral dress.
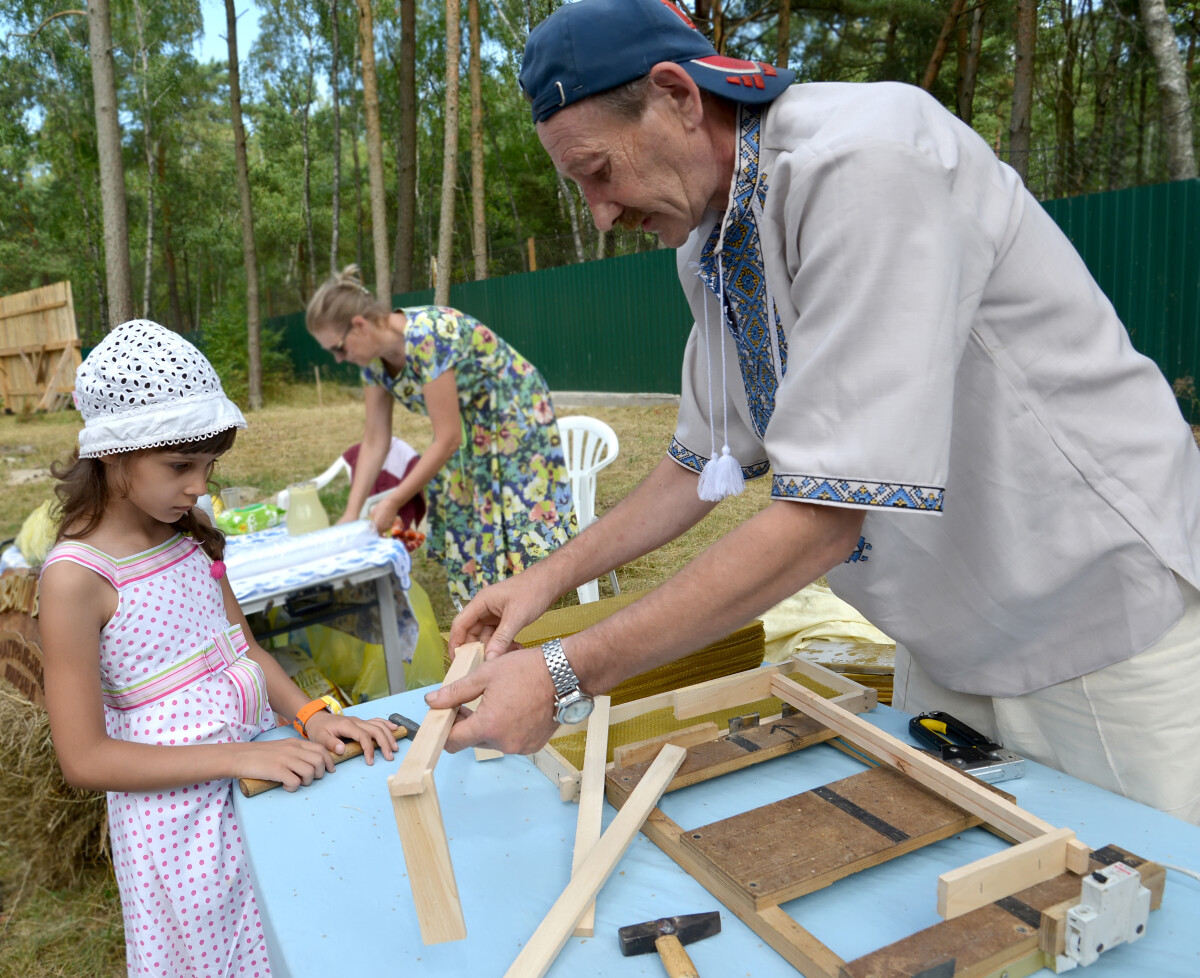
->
[307,266,575,604]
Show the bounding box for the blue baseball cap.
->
[520,0,795,124]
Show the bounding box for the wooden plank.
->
[609,711,840,795]
[571,695,611,937]
[526,741,581,803]
[682,766,985,911]
[389,642,484,796]
[0,339,78,356]
[605,773,845,978]
[938,827,1078,919]
[503,744,687,978]
[0,299,68,321]
[612,720,719,769]
[770,674,1057,843]
[389,771,467,944]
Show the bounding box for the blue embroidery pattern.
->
[669,438,770,480]
[773,474,944,511]
[844,536,872,563]
[696,107,788,440]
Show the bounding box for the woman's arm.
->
[340,385,396,523]
[366,370,462,533]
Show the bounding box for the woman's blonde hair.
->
[306,264,390,335]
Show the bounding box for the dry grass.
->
[0,383,769,973]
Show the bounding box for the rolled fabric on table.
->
[224,521,379,583]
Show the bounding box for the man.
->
[426,0,1200,822]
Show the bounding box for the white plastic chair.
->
[557,415,621,604]
[277,436,419,522]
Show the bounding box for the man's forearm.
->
[531,455,717,595]
[565,499,865,694]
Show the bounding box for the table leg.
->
[377,573,408,695]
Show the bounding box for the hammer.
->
[237,712,420,797]
[618,910,721,977]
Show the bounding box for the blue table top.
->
[234,688,1200,978]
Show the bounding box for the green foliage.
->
[196,300,294,405]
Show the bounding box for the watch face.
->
[558,695,594,725]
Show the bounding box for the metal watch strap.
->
[542,638,581,697]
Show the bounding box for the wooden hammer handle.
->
[655,934,701,978]
[238,732,401,798]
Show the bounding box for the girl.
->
[39,320,398,977]
[306,265,576,605]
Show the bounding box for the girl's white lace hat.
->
[75,319,247,458]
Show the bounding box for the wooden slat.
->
[390,770,467,944]
[389,642,484,796]
[937,827,1078,919]
[525,741,581,802]
[0,299,68,321]
[503,744,686,978]
[770,674,1057,843]
[609,711,839,795]
[612,720,719,769]
[571,695,611,937]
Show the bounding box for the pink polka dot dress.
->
[44,534,275,977]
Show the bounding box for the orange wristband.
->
[293,698,330,738]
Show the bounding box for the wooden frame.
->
[0,282,81,413]
[387,641,485,944]
[584,658,1163,977]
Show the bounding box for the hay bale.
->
[0,680,109,888]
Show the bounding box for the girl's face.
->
[108,449,221,525]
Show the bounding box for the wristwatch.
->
[542,638,594,724]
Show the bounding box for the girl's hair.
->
[306,264,390,336]
[52,427,239,562]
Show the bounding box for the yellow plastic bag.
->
[307,625,389,704]
[16,501,60,567]
[403,579,447,690]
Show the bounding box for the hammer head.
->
[388,713,421,740]
[618,911,721,957]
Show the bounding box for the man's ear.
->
[646,62,705,124]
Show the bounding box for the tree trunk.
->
[557,172,586,263]
[955,2,985,123]
[356,0,391,303]
[1053,0,1079,197]
[469,0,486,280]
[225,0,262,409]
[435,0,461,306]
[1140,0,1198,179]
[158,141,185,331]
[302,27,317,298]
[87,0,133,326]
[392,0,417,293]
[350,34,365,271]
[920,0,968,91]
[776,0,790,69]
[1009,0,1037,186]
[330,0,341,275]
[132,0,156,318]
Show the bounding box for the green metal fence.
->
[1041,179,1200,420]
[274,180,1200,418]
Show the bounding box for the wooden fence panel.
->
[0,281,81,413]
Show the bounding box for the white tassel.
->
[697,444,745,501]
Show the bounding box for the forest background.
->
[2,0,1198,409]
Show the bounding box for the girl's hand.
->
[303,711,399,765]
[236,738,340,791]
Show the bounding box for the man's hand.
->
[423,647,561,754]
[448,573,559,659]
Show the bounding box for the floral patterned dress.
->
[362,306,575,603]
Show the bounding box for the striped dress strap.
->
[102,623,253,712]
[41,534,198,589]
[41,542,122,587]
